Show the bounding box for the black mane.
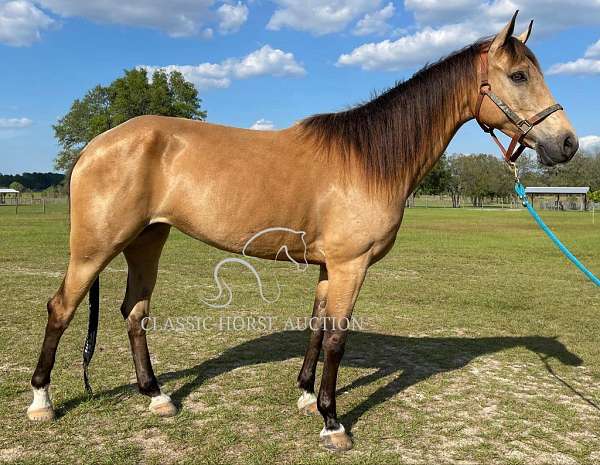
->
[300,37,538,190]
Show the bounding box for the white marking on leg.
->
[320,423,345,438]
[28,386,52,413]
[297,390,317,410]
[149,391,172,409]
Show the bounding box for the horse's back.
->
[69,115,328,257]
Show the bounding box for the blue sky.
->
[1,0,599,174]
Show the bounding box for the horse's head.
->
[476,11,578,166]
[522,335,583,367]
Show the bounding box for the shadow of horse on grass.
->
[57,331,585,429]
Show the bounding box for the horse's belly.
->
[155,170,324,263]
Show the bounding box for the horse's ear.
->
[490,10,518,55]
[517,20,534,44]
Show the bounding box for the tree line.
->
[418,151,600,207]
[0,172,65,193]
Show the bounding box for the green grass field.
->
[1,204,599,464]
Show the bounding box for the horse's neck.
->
[399,75,476,201]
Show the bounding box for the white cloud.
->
[0,117,33,129]
[339,23,480,70]
[217,1,248,34]
[404,0,600,33]
[141,45,306,90]
[339,1,600,71]
[580,135,600,154]
[0,1,55,46]
[230,44,306,78]
[250,119,275,130]
[353,2,394,36]
[37,0,214,37]
[267,0,381,35]
[547,58,600,75]
[585,38,600,58]
[548,38,600,75]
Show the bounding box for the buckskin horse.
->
[28,11,578,451]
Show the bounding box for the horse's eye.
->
[510,71,528,83]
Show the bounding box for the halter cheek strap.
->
[474,48,563,163]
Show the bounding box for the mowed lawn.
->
[1,203,599,465]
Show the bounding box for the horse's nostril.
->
[562,133,578,158]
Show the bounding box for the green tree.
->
[540,153,600,191]
[169,71,206,120]
[449,154,512,207]
[54,85,112,171]
[54,69,206,171]
[418,154,452,195]
[9,181,24,192]
[148,70,173,116]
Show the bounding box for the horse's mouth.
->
[536,143,558,167]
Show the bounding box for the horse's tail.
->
[82,277,100,395]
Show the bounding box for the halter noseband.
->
[474,47,563,163]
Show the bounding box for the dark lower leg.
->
[297,267,328,394]
[127,324,160,396]
[121,279,160,397]
[31,294,71,388]
[318,329,348,430]
[297,300,325,393]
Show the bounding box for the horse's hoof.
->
[297,391,318,416]
[27,407,55,422]
[320,425,353,452]
[149,394,177,417]
[27,387,54,422]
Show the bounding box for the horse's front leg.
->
[316,258,367,452]
[297,265,328,415]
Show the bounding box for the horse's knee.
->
[322,330,346,356]
[124,300,150,337]
[46,295,74,331]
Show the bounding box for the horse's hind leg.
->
[28,250,115,421]
[297,265,328,415]
[120,223,176,417]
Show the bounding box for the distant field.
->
[1,204,599,464]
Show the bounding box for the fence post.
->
[43,198,46,214]
[15,195,19,214]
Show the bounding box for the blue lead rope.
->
[514,182,600,287]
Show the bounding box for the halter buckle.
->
[516,119,533,134]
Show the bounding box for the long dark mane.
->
[300,37,540,190]
[300,39,490,190]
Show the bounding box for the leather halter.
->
[474,47,563,163]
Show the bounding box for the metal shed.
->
[524,186,590,210]
[0,188,20,205]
